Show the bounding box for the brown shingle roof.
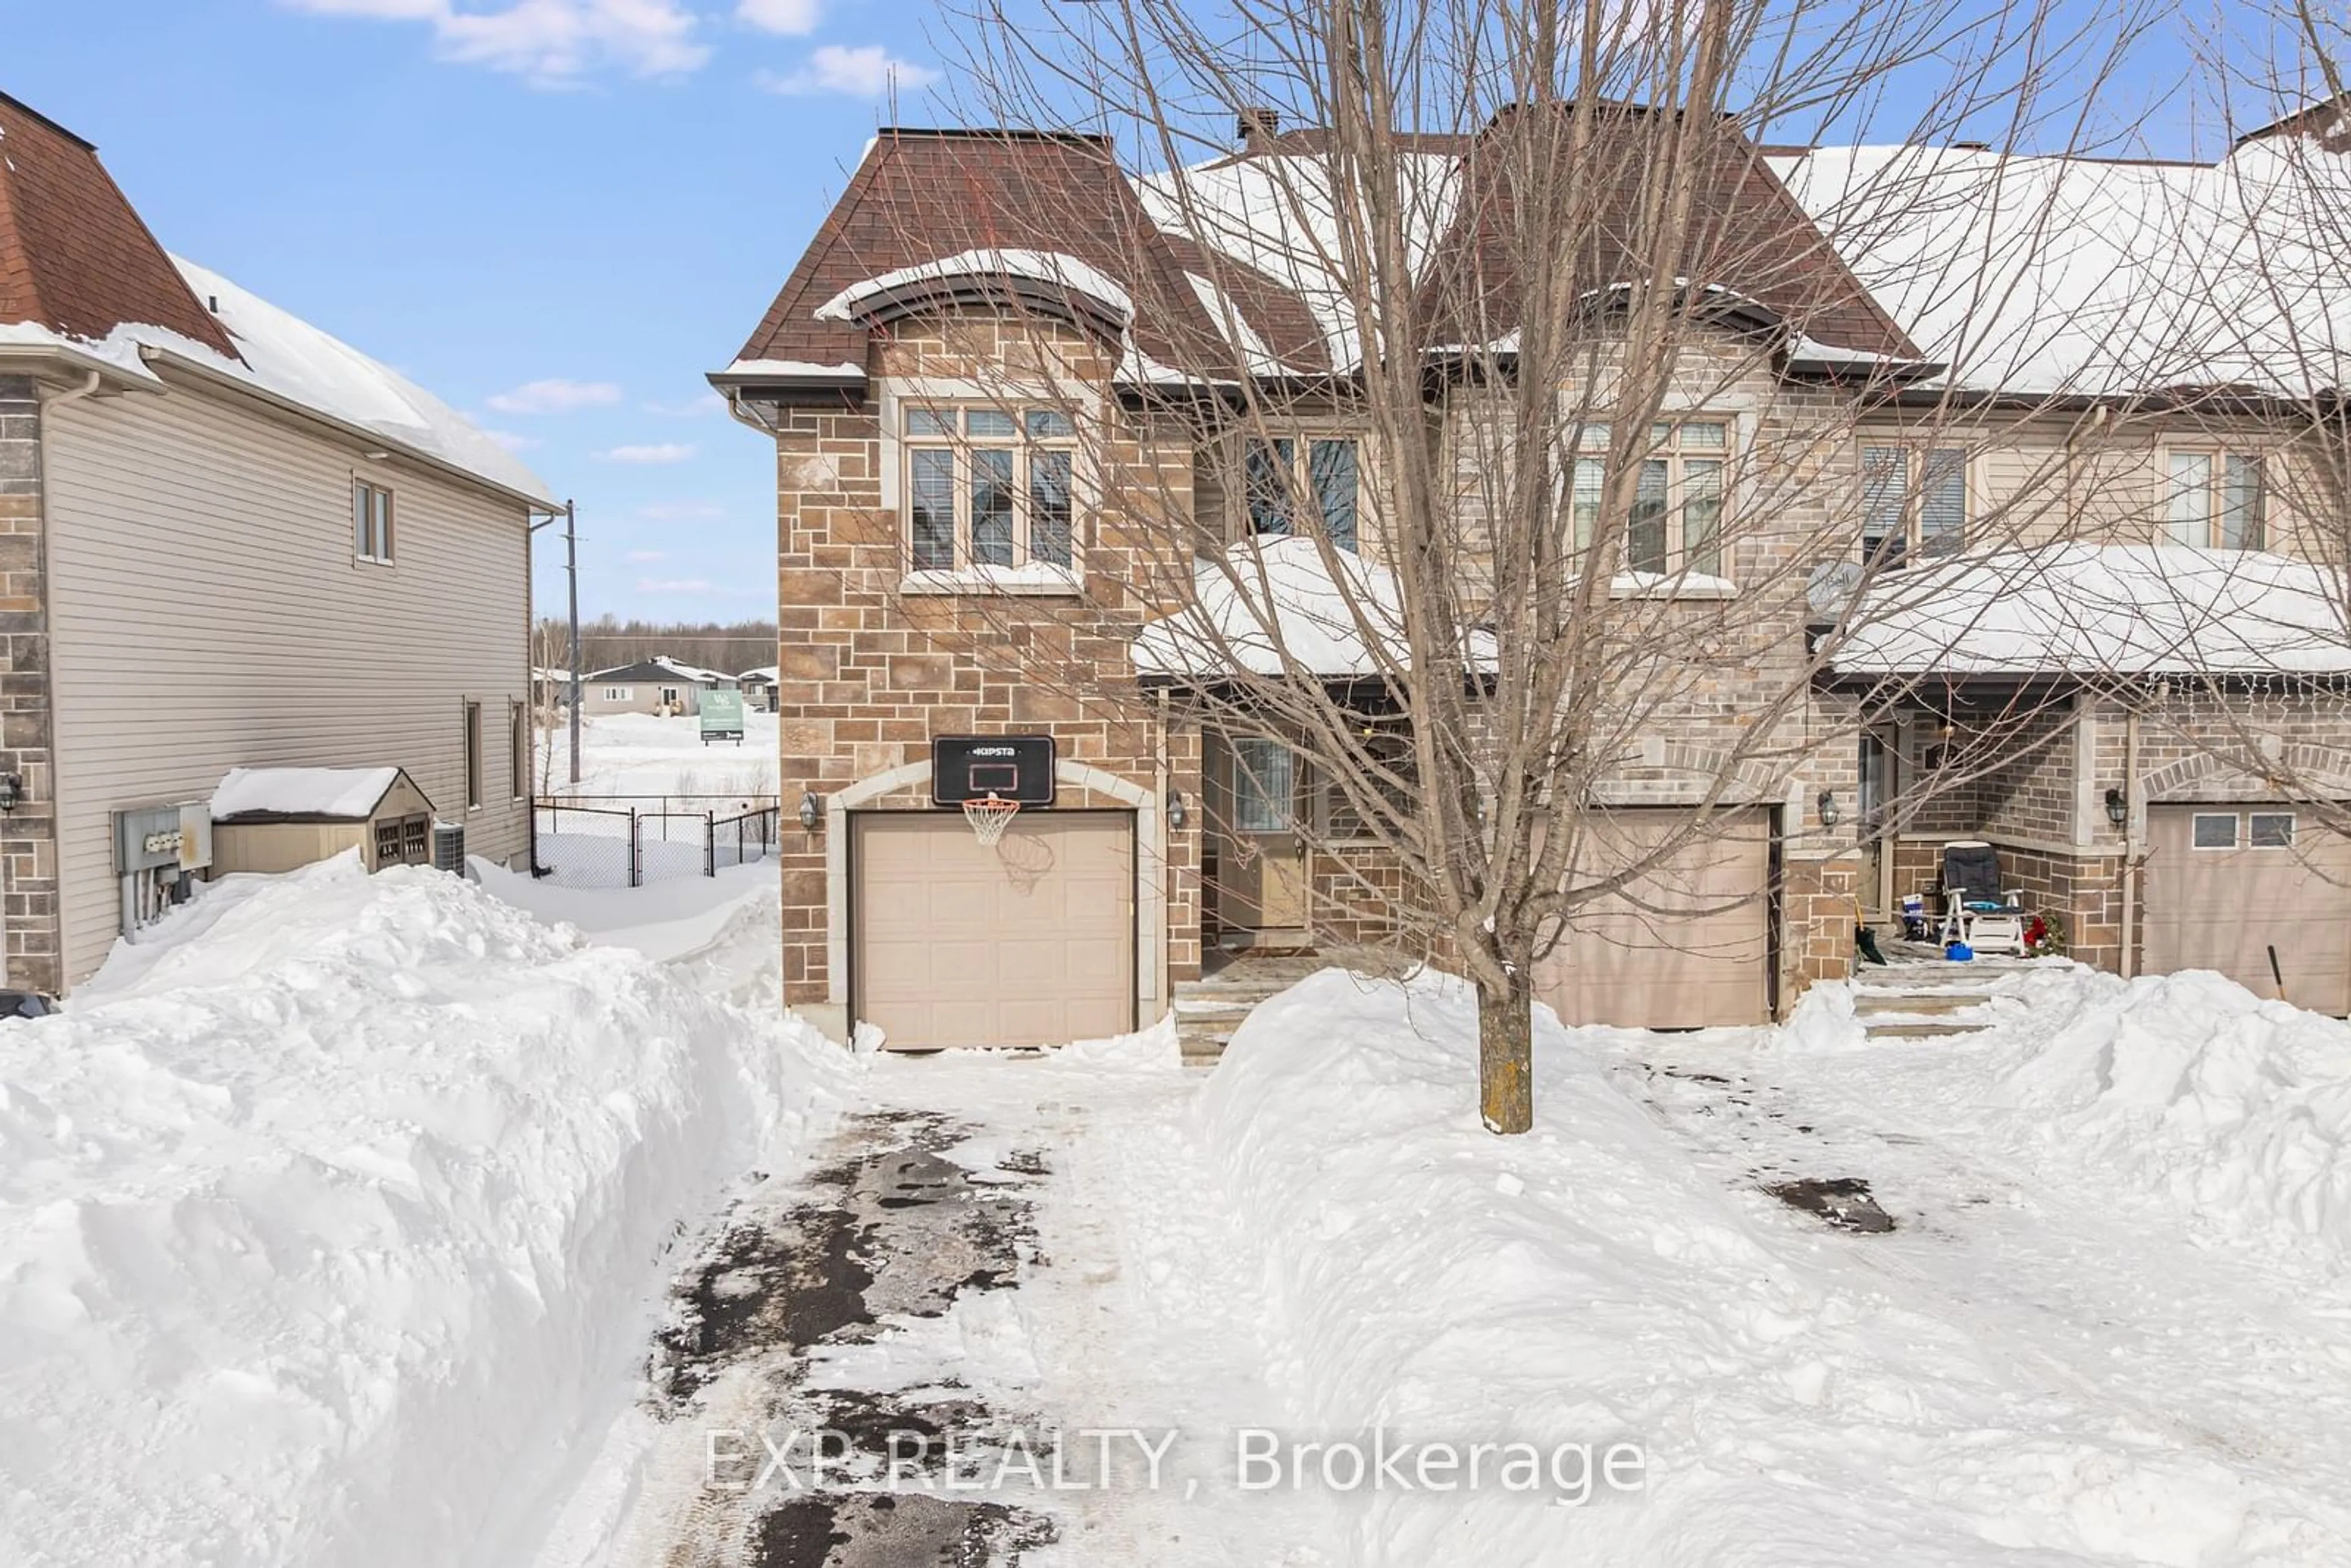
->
[0,91,240,361]
[728,127,1306,383]
[1415,101,1916,360]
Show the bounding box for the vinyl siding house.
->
[716,108,2351,1050]
[581,656,730,716]
[0,91,546,991]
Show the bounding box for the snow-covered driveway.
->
[545,1032,1337,1567]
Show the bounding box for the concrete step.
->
[1861,1019,1997,1040]
[1853,992,1987,1016]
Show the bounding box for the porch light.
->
[0,773,23,814]
[1817,789,1840,828]
[798,790,822,832]
[2105,786,2128,828]
[1166,788,1188,831]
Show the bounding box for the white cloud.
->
[601,442,697,463]
[625,549,669,561]
[487,377,622,413]
[639,501,723,520]
[736,0,819,35]
[758,44,939,97]
[283,0,710,82]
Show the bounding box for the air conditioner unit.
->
[431,821,465,874]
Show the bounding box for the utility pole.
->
[566,499,582,786]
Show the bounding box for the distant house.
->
[0,89,548,991]
[738,666,779,711]
[582,656,730,716]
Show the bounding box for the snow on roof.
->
[1134,535,1498,680]
[813,249,1136,326]
[211,766,403,821]
[1826,544,2351,677]
[0,261,553,505]
[1772,140,2351,398]
[737,665,780,682]
[1134,151,1463,370]
[718,358,864,380]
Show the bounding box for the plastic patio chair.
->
[1935,841,2028,956]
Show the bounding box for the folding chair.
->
[1936,841,2028,956]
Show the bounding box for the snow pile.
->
[0,855,855,1568]
[1134,535,1499,678]
[1828,543,2351,677]
[1992,966,2351,1260]
[1196,968,2350,1565]
[209,764,400,820]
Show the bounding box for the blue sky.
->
[8,1,943,629]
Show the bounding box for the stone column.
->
[0,377,61,994]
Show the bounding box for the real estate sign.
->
[700,688,746,745]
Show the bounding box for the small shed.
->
[208,767,438,876]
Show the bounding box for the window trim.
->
[462,699,484,814]
[877,380,1096,592]
[509,699,528,802]
[2159,446,2266,550]
[2189,811,2240,851]
[351,477,396,566]
[1857,440,1970,566]
[1563,416,1738,584]
[2249,811,2297,850]
[1240,432,1363,552]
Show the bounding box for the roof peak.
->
[0,89,94,152]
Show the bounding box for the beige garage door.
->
[2144,805,2351,1014]
[1534,809,1771,1029]
[853,811,1136,1049]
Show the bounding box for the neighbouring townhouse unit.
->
[0,91,546,992]
[714,105,2351,1051]
[738,666,780,711]
[581,656,730,716]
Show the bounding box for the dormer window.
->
[1243,438,1359,551]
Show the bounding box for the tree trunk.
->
[1477,970,1534,1135]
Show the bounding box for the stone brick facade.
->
[767,315,1202,1040]
[0,377,60,994]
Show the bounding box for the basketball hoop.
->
[961,793,1022,848]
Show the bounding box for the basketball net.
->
[962,793,1021,848]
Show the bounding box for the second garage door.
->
[1534,809,1772,1029]
[853,810,1135,1049]
[2143,805,2351,1015]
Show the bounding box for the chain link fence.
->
[533,798,781,888]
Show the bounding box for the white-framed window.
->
[2164,449,2264,549]
[352,479,395,563]
[1232,738,1297,832]
[1243,437,1359,550]
[1860,444,1966,565]
[603,686,631,701]
[463,699,483,811]
[902,404,1079,572]
[2249,811,2296,849]
[1567,419,1728,576]
[2191,812,2240,850]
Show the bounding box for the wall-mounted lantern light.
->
[1166,788,1188,831]
[1817,789,1840,828]
[798,790,822,832]
[0,773,24,814]
[2104,786,2128,828]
